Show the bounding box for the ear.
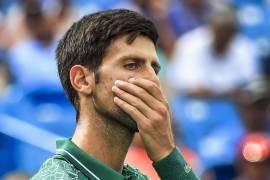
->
[70,65,94,95]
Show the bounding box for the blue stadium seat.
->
[171,96,244,168]
[9,87,76,137]
[0,134,16,177]
[0,111,64,176]
[0,86,76,176]
[232,0,264,8]
[15,141,54,175]
[238,4,270,40]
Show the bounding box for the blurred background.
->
[0,0,270,179]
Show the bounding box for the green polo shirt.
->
[31,139,199,180]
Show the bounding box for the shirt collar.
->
[56,139,124,180]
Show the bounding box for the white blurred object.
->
[238,4,264,26]
[167,27,258,95]
[256,37,270,56]
[184,100,209,122]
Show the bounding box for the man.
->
[8,0,60,90]
[233,133,270,180]
[237,78,270,133]
[167,4,257,98]
[31,9,198,180]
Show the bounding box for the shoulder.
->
[30,157,80,180]
[123,164,149,180]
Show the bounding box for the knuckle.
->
[118,90,126,97]
[138,88,145,95]
[152,77,160,85]
[152,114,163,123]
[148,82,157,90]
[157,105,168,116]
[142,120,152,129]
[129,106,138,114]
[130,99,139,108]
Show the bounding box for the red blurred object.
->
[239,133,270,163]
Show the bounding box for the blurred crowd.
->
[0,0,270,179]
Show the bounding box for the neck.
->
[72,109,134,173]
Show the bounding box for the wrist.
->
[151,144,175,162]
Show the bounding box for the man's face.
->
[211,23,236,54]
[91,35,160,132]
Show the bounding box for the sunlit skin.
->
[70,35,175,172]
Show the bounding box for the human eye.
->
[154,68,160,75]
[152,64,161,75]
[124,62,140,70]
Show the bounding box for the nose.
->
[139,65,160,85]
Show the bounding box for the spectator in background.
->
[201,78,270,179]
[23,0,55,46]
[203,133,270,180]
[2,0,76,48]
[1,0,31,49]
[224,78,270,180]
[233,133,270,180]
[0,52,13,94]
[261,51,270,79]
[138,0,210,58]
[49,0,76,39]
[2,171,30,180]
[170,0,209,37]
[7,0,61,90]
[0,3,14,94]
[237,78,270,134]
[0,6,4,48]
[0,3,13,50]
[167,4,258,99]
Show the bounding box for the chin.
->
[106,106,139,132]
[92,93,138,132]
[114,110,139,132]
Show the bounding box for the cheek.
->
[99,67,135,91]
[110,74,135,84]
[97,76,117,100]
[101,64,139,82]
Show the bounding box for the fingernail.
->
[112,86,117,91]
[114,80,124,86]
[114,97,119,102]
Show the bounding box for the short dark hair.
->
[56,9,158,114]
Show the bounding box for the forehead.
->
[102,35,159,64]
